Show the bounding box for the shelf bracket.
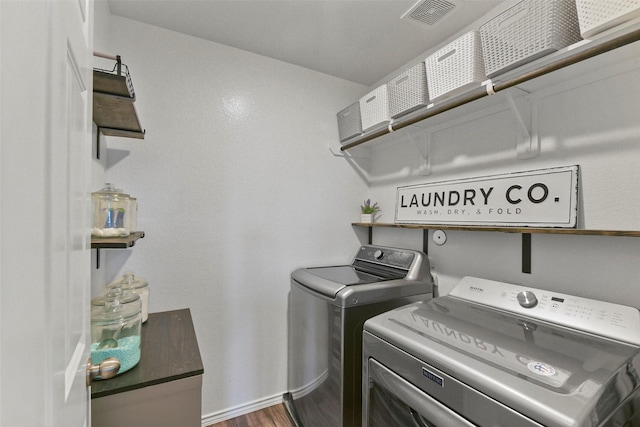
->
[503,89,539,159]
[522,233,531,274]
[96,127,101,160]
[328,146,369,160]
[423,229,428,254]
[402,128,431,176]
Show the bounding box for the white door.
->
[0,1,94,426]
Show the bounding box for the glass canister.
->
[129,197,138,232]
[111,272,150,323]
[91,183,131,238]
[90,285,142,378]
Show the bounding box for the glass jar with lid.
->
[129,197,138,232]
[91,183,131,238]
[90,284,142,378]
[111,272,150,323]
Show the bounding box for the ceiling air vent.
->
[402,0,456,25]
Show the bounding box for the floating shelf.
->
[353,224,640,274]
[352,223,640,237]
[93,54,145,139]
[91,231,145,249]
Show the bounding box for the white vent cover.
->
[402,0,456,25]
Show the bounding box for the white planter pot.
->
[361,214,374,223]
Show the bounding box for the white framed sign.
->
[395,166,579,228]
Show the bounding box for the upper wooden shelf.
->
[91,231,145,249]
[341,22,640,151]
[352,223,640,237]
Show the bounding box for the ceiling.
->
[107,0,505,86]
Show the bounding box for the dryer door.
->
[366,359,474,427]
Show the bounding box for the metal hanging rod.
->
[341,27,640,151]
[93,51,123,76]
[93,51,119,61]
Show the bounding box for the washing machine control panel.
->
[449,276,640,346]
[355,246,415,270]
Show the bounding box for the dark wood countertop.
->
[91,308,204,399]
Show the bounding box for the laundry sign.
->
[395,166,579,227]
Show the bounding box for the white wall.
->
[91,10,369,422]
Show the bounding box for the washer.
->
[283,245,434,427]
[363,276,640,426]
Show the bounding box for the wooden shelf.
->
[93,67,144,139]
[354,223,640,274]
[352,223,640,237]
[91,231,145,249]
[341,22,640,151]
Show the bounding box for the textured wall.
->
[91,11,368,422]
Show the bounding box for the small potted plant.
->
[360,199,380,223]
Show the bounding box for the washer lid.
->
[304,265,388,286]
[292,265,391,300]
[365,297,640,427]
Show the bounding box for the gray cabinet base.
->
[91,375,202,427]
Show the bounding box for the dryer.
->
[363,276,640,426]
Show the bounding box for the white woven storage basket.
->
[337,102,362,143]
[425,31,486,102]
[480,0,582,77]
[359,85,390,132]
[388,62,429,119]
[575,0,640,38]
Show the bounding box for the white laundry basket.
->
[336,102,362,143]
[425,31,486,102]
[388,62,429,118]
[359,85,390,132]
[480,0,582,77]
[575,0,640,38]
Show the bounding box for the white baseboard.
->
[201,372,328,425]
[289,369,328,400]
[201,393,286,426]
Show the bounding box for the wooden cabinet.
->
[91,309,204,427]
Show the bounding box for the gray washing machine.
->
[363,276,640,426]
[283,245,434,427]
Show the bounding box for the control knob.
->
[373,250,384,260]
[517,290,538,308]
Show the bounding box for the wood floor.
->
[207,403,295,427]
